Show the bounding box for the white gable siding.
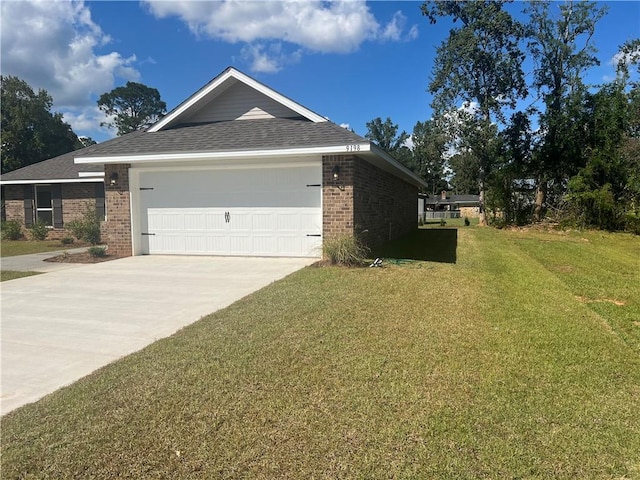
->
[185,82,300,123]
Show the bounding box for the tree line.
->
[1,77,165,174]
[365,1,639,233]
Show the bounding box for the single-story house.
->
[2,67,426,257]
[420,191,481,219]
[1,145,106,238]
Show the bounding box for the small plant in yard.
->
[323,233,370,266]
[61,237,75,245]
[66,205,102,245]
[464,217,470,226]
[439,218,447,227]
[87,246,107,258]
[1,220,23,240]
[28,219,48,241]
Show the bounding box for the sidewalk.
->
[0,247,97,272]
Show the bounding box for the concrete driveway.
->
[1,255,315,415]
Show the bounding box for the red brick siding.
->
[2,183,104,240]
[353,157,417,248]
[322,155,418,250]
[103,164,132,256]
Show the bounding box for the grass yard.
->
[2,227,639,478]
[0,270,42,282]
[1,239,71,257]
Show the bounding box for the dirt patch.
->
[45,252,125,264]
[554,265,574,273]
[575,295,626,306]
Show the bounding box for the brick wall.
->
[2,183,103,240]
[322,155,418,250]
[3,185,24,225]
[104,164,132,256]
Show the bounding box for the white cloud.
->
[381,11,418,42]
[143,0,418,72]
[340,123,351,130]
[0,0,140,138]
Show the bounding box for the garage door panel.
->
[138,167,321,257]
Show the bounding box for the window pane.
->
[37,210,53,226]
[36,186,52,209]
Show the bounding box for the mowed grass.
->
[0,270,42,282]
[2,227,639,479]
[1,239,68,257]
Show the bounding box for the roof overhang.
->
[75,143,427,189]
[0,175,104,186]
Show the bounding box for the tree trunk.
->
[533,179,547,222]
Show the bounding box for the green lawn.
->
[0,270,42,282]
[2,227,639,479]
[0,239,71,257]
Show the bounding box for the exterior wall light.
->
[331,165,340,180]
[109,172,119,186]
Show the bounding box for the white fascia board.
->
[78,171,105,178]
[149,68,326,132]
[75,143,371,165]
[0,178,103,185]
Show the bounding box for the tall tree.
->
[526,0,606,220]
[411,119,449,194]
[97,81,167,136]
[1,76,80,174]
[422,0,527,224]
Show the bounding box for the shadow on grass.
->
[372,228,458,264]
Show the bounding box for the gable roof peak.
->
[149,67,326,132]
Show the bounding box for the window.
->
[35,184,53,226]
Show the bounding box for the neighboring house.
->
[421,191,481,219]
[1,145,107,239]
[2,67,426,257]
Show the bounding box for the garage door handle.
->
[306,234,322,237]
[141,232,156,236]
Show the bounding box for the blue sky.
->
[1,1,639,144]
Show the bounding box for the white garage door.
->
[137,166,322,257]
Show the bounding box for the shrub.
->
[66,205,102,245]
[88,246,107,258]
[28,219,49,241]
[61,237,75,245]
[439,219,447,227]
[625,213,640,235]
[464,217,470,227]
[323,233,370,267]
[1,220,23,240]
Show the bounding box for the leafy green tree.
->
[422,0,527,224]
[1,76,80,173]
[411,119,449,194]
[97,81,167,136]
[526,0,607,221]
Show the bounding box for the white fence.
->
[420,211,461,220]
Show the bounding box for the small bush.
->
[439,219,447,227]
[625,213,640,235]
[28,219,49,241]
[464,217,470,227]
[323,233,370,267]
[88,246,107,258]
[61,237,75,245]
[1,220,23,240]
[66,205,102,245]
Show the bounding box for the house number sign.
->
[345,144,361,152]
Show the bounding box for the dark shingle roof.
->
[2,119,365,182]
[0,132,144,182]
[76,118,366,159]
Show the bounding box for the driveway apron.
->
[0,255,315,415]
